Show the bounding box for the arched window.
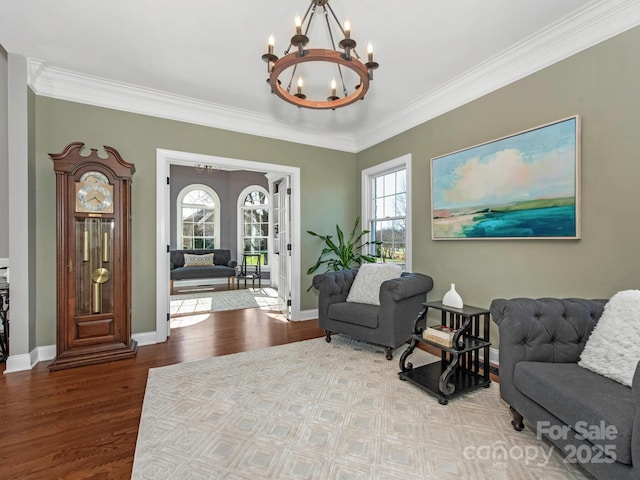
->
[177,184,220,249]
[237,186,269,266]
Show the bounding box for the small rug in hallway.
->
[132,337,588,480]
[170,287,281,316]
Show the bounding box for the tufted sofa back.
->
[170,249,233,269]
[491,297,607,405]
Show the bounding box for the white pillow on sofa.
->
[578,289,640,387]
[346,263,402,306]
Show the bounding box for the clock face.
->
[76,171,114,213]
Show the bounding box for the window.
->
[362,155,411,270]
[177,185,220,249]
[238,186,269,267]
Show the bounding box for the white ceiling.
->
[2,1,640,152]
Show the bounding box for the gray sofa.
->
[491,297,640,480]
[313,269,433,360]
[170,249,237,293]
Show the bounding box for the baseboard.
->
[3,333,157,373]
[3,352,32,373]
[132,331,158,347]
[297,308,318,322]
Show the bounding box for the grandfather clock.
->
[49,142,137,370]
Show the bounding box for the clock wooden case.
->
[49,142,137,370]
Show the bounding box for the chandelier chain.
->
[322,5,348,97]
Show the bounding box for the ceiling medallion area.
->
[261,0,379,110]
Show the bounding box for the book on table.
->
[423,325,456,347]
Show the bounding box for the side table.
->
[0,281,9,362]
[398,301,491,404]
[236,253,262,289]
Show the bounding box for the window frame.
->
[361,154,412,271]
[176,184,221,250]
[237,185,270,268]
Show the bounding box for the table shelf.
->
[398,301,491,405]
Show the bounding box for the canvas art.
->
[431,116,580,240]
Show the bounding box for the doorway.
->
[155,149,301,343]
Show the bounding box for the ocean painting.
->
[431,116,580,239]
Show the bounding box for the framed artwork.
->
[431,115,580,240]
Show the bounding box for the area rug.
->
[170,287,281,316]
[132,337,588,480]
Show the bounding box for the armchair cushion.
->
[346,263,402,305]
[579,289,640,387]
[329,302,379,329]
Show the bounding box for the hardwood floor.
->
[0,308,325,480]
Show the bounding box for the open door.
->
[276,176,292,319]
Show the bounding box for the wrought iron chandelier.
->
[262,0,379,110]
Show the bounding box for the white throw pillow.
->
[578,289,640,387]
[346,263,403,306]
[183,253,214,267]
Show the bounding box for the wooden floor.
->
[1,296,499,480]
[0,307,325,480]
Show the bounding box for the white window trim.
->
[236,185,270,270]
[176,183,221,249]
[361,154,412,271]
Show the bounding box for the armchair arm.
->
[376,272,434,348]
[312,270,357,323]
[227,260,237,268]
[633,361,640,468]
[379,273,434,303]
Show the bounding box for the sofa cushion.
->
[171,265,236,281]
[514,361,634,464]
[184,252,214,267]
[579,289,640,387]
[346,263,402,306]
[328,302,379,329]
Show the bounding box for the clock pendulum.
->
[86,219,111,314]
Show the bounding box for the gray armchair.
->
[312,269,434,359]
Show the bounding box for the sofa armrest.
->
[227,260,237,268]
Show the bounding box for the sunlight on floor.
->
[170,313,211,329]
[170,287,288,327]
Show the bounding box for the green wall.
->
[34,99,356,345]
[32,26,640,350]
[357,27,640,344]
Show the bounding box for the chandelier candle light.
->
[262,0,379,110]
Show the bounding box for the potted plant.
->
[306,217,381,280]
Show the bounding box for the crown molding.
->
[27,0,640,154]
[354,0,640,151]
[28,59,357,153]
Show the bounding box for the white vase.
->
[442,283,463,308]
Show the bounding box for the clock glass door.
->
[74,218,114,322]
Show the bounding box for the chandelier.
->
[194,164,219,174]
[261,0,379,110]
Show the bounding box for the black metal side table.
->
[236,253,262,289]
[399,301,491,404]
[0,281,9,363]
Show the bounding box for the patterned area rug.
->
[170,287,282,316]
[132,337,588,480]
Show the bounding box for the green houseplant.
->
[306,217,381,280]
